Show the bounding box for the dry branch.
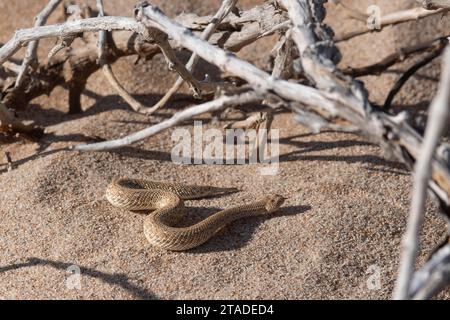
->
[394,46,450,300]
[149,0,238,114]
[336,6,448,42]
[0,17,144,64]
[1,0,450,300]
[66,1,450,212]
[15,0,63,87]
[66,0,450,229]
[410,244,450,299]
[71,90,263,151]
[0,2,285,114]
[102,64,149,113]
[96,0,107,64]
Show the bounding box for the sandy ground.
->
[0,0,449,299]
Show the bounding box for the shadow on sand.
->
[0,257,157,300]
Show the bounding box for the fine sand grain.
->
[0,0,449,299]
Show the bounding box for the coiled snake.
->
[106,178,286,251]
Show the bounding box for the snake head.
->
[264,194,286,213]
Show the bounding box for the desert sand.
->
[0,0,449,299]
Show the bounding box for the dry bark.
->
[2,0,450,300]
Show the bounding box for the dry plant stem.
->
[281,0,450,299]
[410,244,450,299]
[394,47,450,300]
[0,3,285,113]
[3,61,21,74]
[4,151,13,171]
[47,5,84,59]
[149,0,238,114]
[15,0,63,87]
[336,7,448,42]
[71,1,450,214]
[71,1,337,151]
[279,0,366,117]
[95,0,148,113]
[271,36,294,79]
[96,0,106,64]
[0,16,145,65]
[70,91,262,151]
[147,28,202,98]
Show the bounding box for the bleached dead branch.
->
[0,2,285,113]
[149,0,238,114]
[394,46,450,300]
[15,0,63,87]
[96,0,107,64]
[0,16,144,64]
[410,244,450,299]
[336,6,448,42]
[66,2,450,210]
[93,0,149,113]
[71,90,263,151]
[1,0,450,300]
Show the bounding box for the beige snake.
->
[106,178,286,251]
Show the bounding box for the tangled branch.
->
[1,0,450,299]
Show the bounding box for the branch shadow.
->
[278,133,407,172]
[381,68,439,82]
[0,148,65,174]
[280,153,406,171]
[0,257,157,300]
[107,146,173,162]
[21,92,197,128]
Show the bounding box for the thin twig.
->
[0,16,146,65]
[15,0,62,87]
[95,0,148,113]
[336,6,448,42]
[96,0,106,65]
[70,90,263,151]
[410,244,450,299]
[148,0,238,114]
[68,1,450,212]
[394,46,450,300]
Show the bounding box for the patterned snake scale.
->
[106,178,286,251]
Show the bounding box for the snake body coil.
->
[106,178,285,251]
